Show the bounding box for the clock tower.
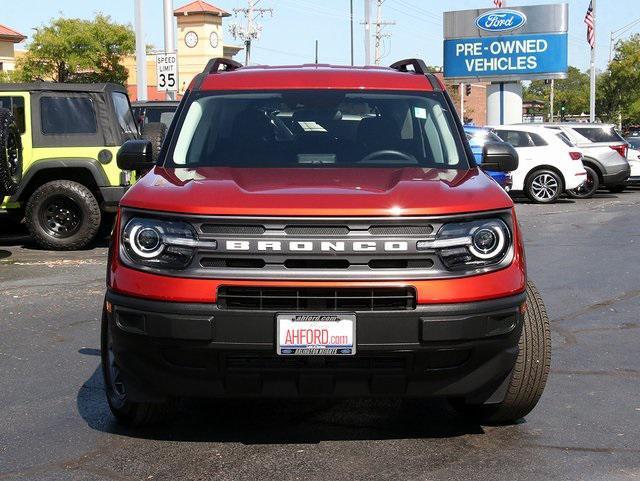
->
[174,1,242,94]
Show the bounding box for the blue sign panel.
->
[443,33,568,80]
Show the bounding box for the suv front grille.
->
[188,216,448,280]
[217,286,416,311]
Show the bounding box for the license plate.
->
[277,313,356,356]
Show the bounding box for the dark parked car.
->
[132,100,179,130]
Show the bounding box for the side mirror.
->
[117,140,154,171]
[482,141,519,172]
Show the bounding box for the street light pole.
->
[163,0,176,101]
[134,0,147,101]
[364,0,371,65]
[550,79,555,122]
[350,0,354,66]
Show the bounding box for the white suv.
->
[490,125,587,203]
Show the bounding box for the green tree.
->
[0,70,20,84]
[16,14,134,84]
[524,66,590,117]
[597,34,640,124]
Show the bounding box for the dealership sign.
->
[443,4,568,82]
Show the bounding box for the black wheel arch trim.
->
[11,158,110,202]
[580,156,605,183]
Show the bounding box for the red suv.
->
[102,58,550,426]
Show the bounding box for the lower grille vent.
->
[217,286,416,311]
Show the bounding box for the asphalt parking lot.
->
[1,190,639,481]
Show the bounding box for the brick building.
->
[435,73,488,126]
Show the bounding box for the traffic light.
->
[560,101,567,121]
[466,84,472,96]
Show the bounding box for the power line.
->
[393,0,442,23]
[229,0,274,65]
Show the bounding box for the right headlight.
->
[121,217,216,270]
[417,218,511,271]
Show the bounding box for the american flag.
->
[584,1,595,49]
[493,0,504,7]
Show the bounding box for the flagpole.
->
[590,0,596,122]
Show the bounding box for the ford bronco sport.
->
[0,83,166,250]
[102,58,551,426]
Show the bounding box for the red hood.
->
[121,167,513,216]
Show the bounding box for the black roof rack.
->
[389,58,441,91]
[389,59,429,75]
[202,57,243,75]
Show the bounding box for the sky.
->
[3,0,639,72]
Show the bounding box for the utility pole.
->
[609,17,640,63]
[163,0,175,101]
[550,79,555,122]
[315,40,318,64]
[363,0,371,65]
[350,0,354,66]
[460,83,465,122]
[373,0,394,65]
[230,0,273,66]
[134,0,147,101]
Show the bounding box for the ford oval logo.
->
[476,9,527,33]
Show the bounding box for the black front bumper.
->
[105,290,525,403]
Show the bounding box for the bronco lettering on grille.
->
[224,240,409,253]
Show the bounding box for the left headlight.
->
[417,218,512,271]
[121,217,215,270]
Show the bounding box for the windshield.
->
[168,91,468,169]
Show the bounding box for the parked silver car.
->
[538,123,630,195]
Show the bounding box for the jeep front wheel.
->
[451,281,551,424]
[25,180,101,250]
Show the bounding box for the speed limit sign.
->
[155,52,178,92]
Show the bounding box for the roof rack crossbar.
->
[389,58,428,75]
[202,57,243,75]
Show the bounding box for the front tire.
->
[525,169,563,204]
[25,180,101,250]
[566,166,599,199]
[451,281,551,424]
[101,304,172,426]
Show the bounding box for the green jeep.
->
[0,83,165,250]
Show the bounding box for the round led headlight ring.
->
[129,224,165,258]
[469,224,506,260]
